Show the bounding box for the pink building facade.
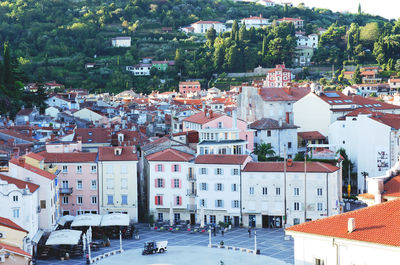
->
[265,64,292,87]
[179,81,201,96]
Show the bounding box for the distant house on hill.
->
[181,21,226,34]
[111,36,131,47]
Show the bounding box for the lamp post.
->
[254,231,257,254]
[208,229,212,247]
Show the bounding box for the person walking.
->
[221,229,224,237]
[248,228,251,238]
[213,226,216,236]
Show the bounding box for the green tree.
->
[206,26,217,45]
[231,20,238,40]
[238,24,246,42]
[253,143,276,161]
[213,46,224,72]
[358,2,361,14]
[352,65,362,84]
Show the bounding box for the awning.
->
[57,215,75,226]
[31,229,44,244]
[100,213,129,226]
[45,230,82,245]
[71,214,102,227]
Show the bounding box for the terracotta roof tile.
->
[297,131,326,140]
[183,111,223,125]
[26,152,44,161]
[384,175,400,198]
[73,128,111,144]
[98,146,138,161]
[9,158,57,180]
[250,118,298,130]
[258,87,310,102]
[38,151,97,163]
[0,174,39,193]
[195,155,250,165]
[0,242,31,257]
[286,199,400,247]
[146,148,194,162]
[0,216,28,233]
[243,161,339,173]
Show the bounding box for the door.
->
[249,215,256,228]
[190,214,195,225]
[234,216,240,227]
[262,215,269,228]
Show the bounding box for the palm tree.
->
[253,143,276,161]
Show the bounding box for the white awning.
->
[71,214,102,227]
[57,215,75,226]
[100,213,130,226]
[31,229,44,244]
[46,230,82,245]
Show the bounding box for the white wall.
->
[254,128,298,158]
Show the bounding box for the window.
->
[294,188,300,196]
[106,165,113,174]
[249,187,254,195]
[107,178,114,189]
[210,215,216,224]
[77,180,83,190]
[173,164,179,172]
[232,200,239,208]
[232,169,239,175]
[121,195,128,205]
[158,213,164,221]
[13,208,19,218]
[91,165,97,173]
[120,165,128,174]
[62,180,69,189]
[99,195,110,206]
[216,168,222,175]
[317,202,323,211]
[216,183,223,191]
[91,180,97,190]
[200,199,206,207]
[62,165,68,173]
[91,196,97,204]
[293,218,300,225]
[201,183,208,191]
[77,196,83,205]
[232,183,238,192]
[276,188,281,195]
[62,196,69,204]
[216,200,223,207]
[267,130,271,137]
[40,200,46,209]
[294,202,300,211]
[13,195,18,202]
[76,165,82,173]
[173,179,180,188]
[288,142,292,149]
[262,187,268,195]
[200,168,207,175]
[315,258,325,265]
[155,195,163,205]
[121,178,128,189]
[156,178,164,188]
[157,164,163,172]
[317,188,323,196]
[175,196,182,206]
[174,213,181,223]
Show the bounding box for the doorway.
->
[234,216,240,227]
[190,214,195,225]
[262,215,269,228]
[248,215,256,228]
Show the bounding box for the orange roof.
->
[146,148,194,162]
[243,162,339,173]
[0,174,39,193]
[384,175,400,197]
[286,199,400,247]
[38,151,97,163]
[195,155,250,165]
[183,111,224,125]
[258,87,310,102]
[0,216,28,233]
[179,81,200,86]
[358,193,375,199]
[10,159,57,180]
[361,71,376,76]
[277,17,303,22]
[26,152,44,161]
[297,131,326,140]
[98,146,138,161]
[0,242,31,258]
[192,20,223,25]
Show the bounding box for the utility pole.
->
[283,144,287,227]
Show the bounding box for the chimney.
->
[348,218,356,233]
[287,158,293,167]
[29,128,32,137]
[18,157,25,167]
[204,109,208,117]
[210,110,213,118]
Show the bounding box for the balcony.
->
[186,204,197,212]
[59,187,73,195]
[187,189,197,197]
[187,173,196,181]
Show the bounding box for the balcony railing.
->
[187,173,196,181]
[59,187,73,195]
[187,189,197,196]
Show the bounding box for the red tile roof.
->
[286,199,400,247]
[195,155,250,165]
[183,111,224,125]
[297,131,326,140]
[192,20,223,25]
[0,174,39,193]
[258,87,309,102]
[347,110,400,129]
[243,161,339,173]
[98,146,138,161]
[277,17,303,22]
[26,152,44,161]
[16,108,35,116]
[179,81,201,86]
[73,128,111,144]
[38,151,97,163]
[358,193,375,199]
[384,175,400,198]
[0,129,38,142]
[351,95,400,110]
[0,242,31,258]
[0,216,28,233]
[9,158,57,180]
[146,148,194,162]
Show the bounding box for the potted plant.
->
[220,241,225,248]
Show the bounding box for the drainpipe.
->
[332,238,339,265]
[326,172,329,217]
[240,163,243,225]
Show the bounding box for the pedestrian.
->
[213,226,216,236]
[221,229,224,237]
[248,228,251,238]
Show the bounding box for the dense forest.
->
[0,0,398,95]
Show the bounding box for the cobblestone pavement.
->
[36,226,294,265]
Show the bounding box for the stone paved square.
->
[36,226,294,265]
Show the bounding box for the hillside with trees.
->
[0,0,397,94]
